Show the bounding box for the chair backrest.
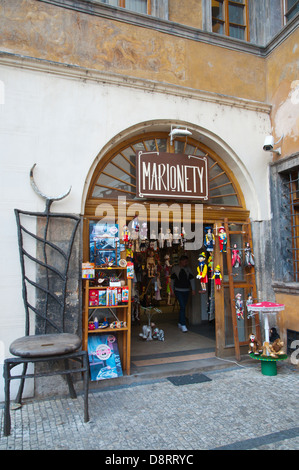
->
[15,208,81,336]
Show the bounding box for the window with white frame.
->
[284,0,299,22]
[100,0,150,14]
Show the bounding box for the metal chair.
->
[3,165,89,436]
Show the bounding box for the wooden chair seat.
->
[9,333,82,358]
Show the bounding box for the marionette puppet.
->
[164,255,172,305]
[246,293,254,318]
[235,293,244,320]
[164,228,173,247]
[154,272,162,301]
[197,252,208,292]
[146,249,156,278]
[173,227,181,245]
[212,265,222,290]
[218,226,227,253]
[244,242,255,267]
[232,243,241,268]
[158,227,164,249]
[204,227,215,252]
[140,222,148,251]
[181,227,186,247]
[122,225,130,244]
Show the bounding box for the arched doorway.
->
[83,129,257,374]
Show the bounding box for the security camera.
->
[263,135,274,151]
[263,134,284,156]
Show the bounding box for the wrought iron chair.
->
[3,165,89,436]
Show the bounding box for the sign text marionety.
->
[136,151,209,200]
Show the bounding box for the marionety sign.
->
[136,151,209,200]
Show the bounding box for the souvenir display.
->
[204,227,215,252]
[212,265,222,290]
[218,226,227,253]
[232,243,241,268]
[235,293,244,320]
[244,242,255,267]
[197,252,208,292]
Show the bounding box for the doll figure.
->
[173,226,180,245]
[181,227,186,247]
[154,272,162,301]
[158,227,164,249]
[235,293,244,320]
[122,225,130,243]
[218,226,227,253]
[232,243,241,268]
[204,227,215,252]
[165,228,173,247]
[197,252,208,292]
[246,293,254,318]
[140,222,148,240]
[244,242,255,267]
[146,249,156,278]
[212,265,222,290]
[164,255,172,305]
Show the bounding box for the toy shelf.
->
[82,267,131,376]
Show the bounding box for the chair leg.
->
[15,362,28,405]
[83,352,89,423]
[3,360,11,437]
[64,359,77,399]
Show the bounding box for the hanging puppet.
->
[164,254,172,305]
[244,242,255,267]
[164,228,173,247]
[235,293,244,320]
[218,226,227,253]
[181,227,186,247]
[204,227,215,252]
[232,243,241,268]
[131,217,140,252]
[158,227,164,249]
[246,293,254,318]
[212,265,222,290]
[197,252,208,292]
[121,225,130,244]
[173,226,181,245]
[146,249,156,278]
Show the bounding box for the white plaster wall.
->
[0,61,272,401]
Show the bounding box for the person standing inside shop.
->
[171,255,195,332]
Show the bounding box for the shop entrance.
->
[83,128,257,374]
[130,224,216,375]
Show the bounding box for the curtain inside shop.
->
[126,0,147,14]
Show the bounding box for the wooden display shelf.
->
[88,327,129,333]
[88,304,128,309]
[82,266,131,376]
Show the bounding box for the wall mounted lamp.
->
[169,125,192,145]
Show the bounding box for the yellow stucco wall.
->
[169,0,203,29]
[0,0,266,102]
[275,293,299,338]
[266,28,299,158]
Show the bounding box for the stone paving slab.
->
[0,362,298,451]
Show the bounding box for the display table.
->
[249,353,288,376]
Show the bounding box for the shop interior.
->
[129,222,216,374]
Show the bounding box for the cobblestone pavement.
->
[0,362,298,451]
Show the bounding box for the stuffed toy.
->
[248,333,262,355]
